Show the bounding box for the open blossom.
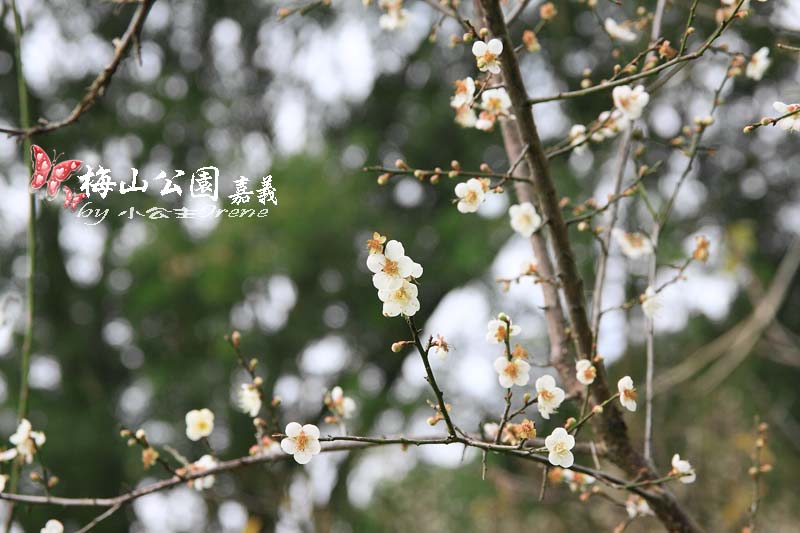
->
[188,454,218,491]
[41,520,64,533]
[509,202,542,237]
[575,359,596,385]
[613,229,654,259]
[2,418,46,464]
[329,386,357,419]
[641,286,661,320]
[378,278,420,317]
[486,317,521,344]
[185,408,215,441]
[454,105,477,128]
[671,453,697,483]
[472,38,503,74]
[746,47,771,81]
[237,383,262,417]
[612,85,650,121]
[626,495,654,518]
[773,102,800,132]
[535,374,566,419]
[454,178,487,213]
[494,357,531,388]
[592,109,624,141]
[604,18,637,42]
[617,376,637,412]
[475,88,512,131]
[450,77,476,109]
[545,427,575,468]
[281,422,321,464]
[367,239,423,291]
[378,0,408,31]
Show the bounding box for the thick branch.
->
[477,1,701,530]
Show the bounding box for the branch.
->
[526,0,746,106]
[0,434,676,510]
[477,1,701,530]
[0,0,155,139]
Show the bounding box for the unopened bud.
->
[592,405,604,414]
[377,173,391,185]
[391,341,405,353]
[253,376,263,387]
[231,330,241,347]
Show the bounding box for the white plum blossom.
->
[454,178,487,213]
[494,357,531,388]
[641,286,661,320]
[486,318,521,344]
[480,88,511,115]
[3,418,46,464]
[613,229,654,259]
[535,374,566,419]
[185,408,215,441]
[475,88,512,131]
[237,383,262,417]
[280,422,322,464]
[746,47,771,81]
[604,18,638,42]
[545,427,575,468]
[450,77,476,109]
[671,453,696,483]
[773,102,800,132]
[575,359,596,386]
[626,495,654,518]
[367,239,423,291]
[378,0,408,31]
[612,85,650,121]
[330,386,357,419]
[378,279,421,317]
[508,202,542,237]
[617,376,637,412]
[41,520,64,533]
[454,105,477,128]
[592,109,624,141]
[188,454,218,491]
[472,38,503,74]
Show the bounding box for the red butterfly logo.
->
[62,186,87,211]
[30,145,83,199]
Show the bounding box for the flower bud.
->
[231,330,241,347]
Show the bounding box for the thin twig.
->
[0,0,155,138]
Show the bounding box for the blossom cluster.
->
[366,233,423,317]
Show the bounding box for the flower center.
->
[494,325,507,341]
[393,287,409,303]
[504,361,518,378]
[465,190,478,203]
[383,258,399,276]
[552,441,567,455]
[540,389,554,402]
[295,432,308,451]
[623,388,637,401]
